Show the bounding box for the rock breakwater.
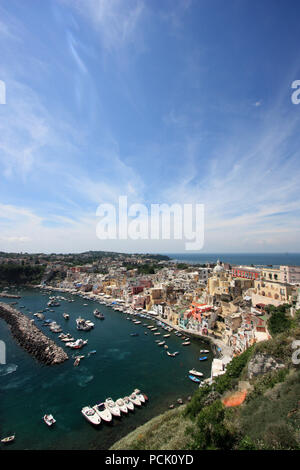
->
[0,302,68,365]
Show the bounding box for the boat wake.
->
[0,363,18,377]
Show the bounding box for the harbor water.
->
[0,288,212,450]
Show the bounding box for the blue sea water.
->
[0,288,212,450]
[166,253,300,267]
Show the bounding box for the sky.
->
[1,0,300,254]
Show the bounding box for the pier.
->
[0,302,68,365]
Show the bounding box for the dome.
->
[213,259,224,273]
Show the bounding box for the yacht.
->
[123,396,134,411]
[189,369,204,377]
[129,392,142,407]
[93,403,112,422]
[43,414,56,427]
[104,398,121,417]
[115,398,129,414]
[81,406,101,426]
[134,389,146,404]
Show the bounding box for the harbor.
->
[0,287,212,450]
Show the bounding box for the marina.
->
[0,287,212,450]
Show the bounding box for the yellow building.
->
[251,279,293,307]
[261,267,280,282]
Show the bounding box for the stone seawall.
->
[0,302,68,365]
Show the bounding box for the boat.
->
[1,435,15,444]
[43,414,56,426]
[105,398,121,417]
[199,356,208,361]
[93,403,112,422]
[94,309,105,319]
[129,392,142,407]
[74,357,81,366]
[158,341,165,346]
[200,349,209,354]
[189,375,201,383]
[66,339,88,349]
[189,369,204,377]
[63,313,69,320]
[81,406,101,426]
[163,334,170,338]
[116,398,128,414]
[134,389,146,403]
[123,396,134,411]
[153,332,161,336]
[130,333,139,337]
[182,341,191,346]
[167,351,176,357]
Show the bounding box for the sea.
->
[0,288,212,450]
[166,253,300,267]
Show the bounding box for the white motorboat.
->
[63,313,69,320]
[66,339,88,349]
[81,406,101,426]
[116,398,128,414]
[189,369,204,377]
[129,392,142,407]
[200,349,209,354]
[1,435,15,444]
[43,414,56,426]
[182,341,191,346]
[123,396,134,411]
[93,402,113,422]
[134,389,146,403]
[104,398,121,417]
[163,334,170,338]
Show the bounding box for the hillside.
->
[111,307,300,450]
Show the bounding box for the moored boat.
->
[116,398,128,414]
[81,406,101,426]
[189,368,204,377]
[93,403,112,422]
[129,392,142,407]
[199,356,208,361]
[105,398,121,417]
[134,389,146,403]
[189,375,201,383]
[123,396,134,411]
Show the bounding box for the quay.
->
[0,302,68,365]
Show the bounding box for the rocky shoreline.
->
[0,292,21,298]
[0,302,68,365]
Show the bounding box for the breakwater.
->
[0,302,68,365]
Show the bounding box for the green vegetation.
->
[123,263,164,274]
[0,264,46,285]
[266,304,293,335]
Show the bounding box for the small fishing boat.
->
[163,334,170,338]
[130,333,139,337]
[199,356,208,361]
[200,349,209,354]
[189,369,204,377]
[93,403,112,422]
[123,396,134,411]
[153,332,161,336]
[134,389,146,404]
[164,345,168,349]
[94,309,105,319]
[105,398,121,417]
[63,313,69,320]
[74,357,81,367]
[81,406,101,426]
[182,341,191,346]
[158,341,165,346]
[116,398,128,414]
[43,414,56,427]
[1,435,15,444]
[129,392,142,407]
[189,375,201,383]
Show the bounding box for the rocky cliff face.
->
[0,302,68,365]
[247,353,285,379]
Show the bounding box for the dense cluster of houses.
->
[44,257,300,357]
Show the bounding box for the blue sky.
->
[1,0,300,253]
